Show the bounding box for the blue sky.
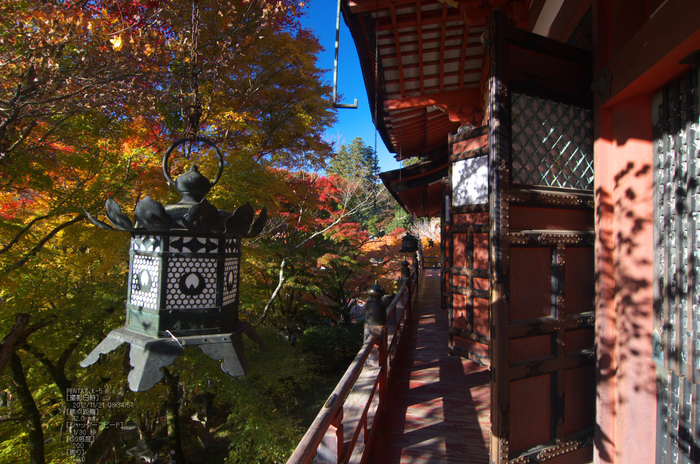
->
[298,0,402,173]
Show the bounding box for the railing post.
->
[332,409,344,464]
[378,325,388,404]
[401,260,411,283]
[364,281,386,368]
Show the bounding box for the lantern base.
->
[80,322,266,391]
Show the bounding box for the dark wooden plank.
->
[449,144,489,163]
[451,203,489,214]
[488,9,511,464]
[449,267,489,279]
[451,224,489,234]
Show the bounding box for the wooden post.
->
[378,328,388,404]
[364,281,386,368]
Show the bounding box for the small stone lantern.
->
[81,137,267,391]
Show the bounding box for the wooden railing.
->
[286,269,418,464]
[422,255,440,268]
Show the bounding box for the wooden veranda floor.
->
[366,268,491,464]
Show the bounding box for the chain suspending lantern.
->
[81,137,267,391]
[183,0,202,141]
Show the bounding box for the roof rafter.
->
[342,0,513,160]
[439,4,447,92]
[417,2,425,93]
[389,5,406,98]
[384,88,480,110]
[349,0,485,13]
[459,22,471,89]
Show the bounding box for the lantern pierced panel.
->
[511,93,594,190]
[223,257,239,306]
[224,238,238,254]
[169,236,220,254]
[166,257,218,309]
[130,255,160,309]
[133,235,163,253]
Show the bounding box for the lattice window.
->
[511,93,594,190]
[654,69,700,464]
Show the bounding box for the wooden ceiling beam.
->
[395,137,454,160]
[374,5,494,30]
[386,105,426,115]
[386,83,481,101]
[417,2,425,93]
[384,88,480,110]
[440,4,447,92]
[380,45,483,63]
[389,117,428,130]
[348,0,418,13]
[459,22,471,89]
[386,111,426,123]
[389,5,406,98]
[387,117,429,131]
[375,22,480,46]
[389,126,426,138]
[356,14,379,105]
[348,0,485,13]
[384,70,482,91]
[390,138,425,151]
[375,9,466,31]
[388,124,429,139]
[382,55,482,73]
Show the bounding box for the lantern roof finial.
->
[85,137,266,238]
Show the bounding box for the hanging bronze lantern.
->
[400,232,419,254]
[81,137,267,391]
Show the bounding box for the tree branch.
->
[0,314,50,374]
[259,256,286,325]
[0,214,85,278]
[0,214,52,257]
[258,181,376,323]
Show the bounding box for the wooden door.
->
[488,10,596,464]
[447,125,491,366]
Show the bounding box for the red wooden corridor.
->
[366,268,491,464]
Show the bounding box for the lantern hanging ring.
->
[162,136,224,190]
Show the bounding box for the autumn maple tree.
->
[0,0,414,461]
[0,0,335,345]
[240,171,372,330]
[0,0,338,462]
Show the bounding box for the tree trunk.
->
[84,411,127,464]
[163,368,185,463]
[26,341,77,405]
[8,353,45,464]
[260,256,286,324]
[0,314,49,373]
[25,342,89,457]
[136,414,153,442]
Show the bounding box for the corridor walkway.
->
[367,268,491,464]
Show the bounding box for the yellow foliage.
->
[109,34,123,50]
